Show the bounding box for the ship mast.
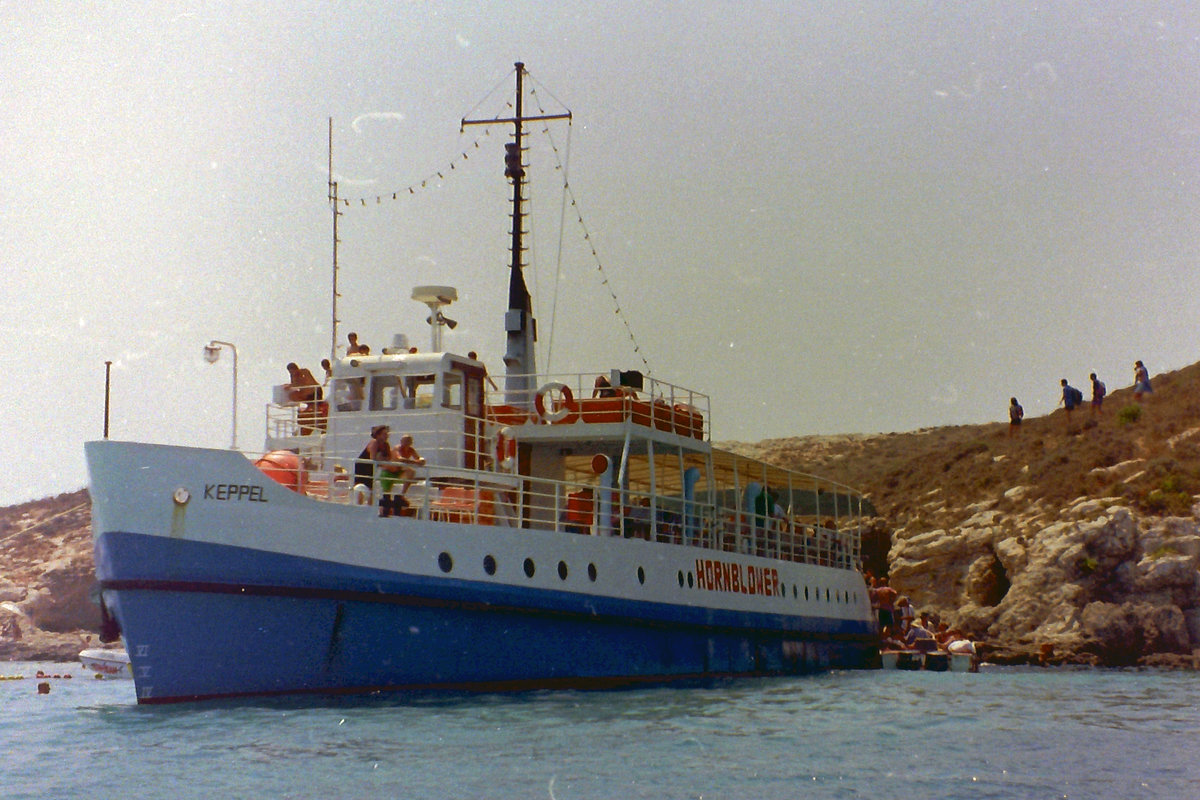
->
[462,62,571,408]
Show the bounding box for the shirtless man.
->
[285,362,323,434]
[390,435,426,495]
[285,362,320,403]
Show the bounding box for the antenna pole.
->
[328,117,341,364]
[103,360,112,439]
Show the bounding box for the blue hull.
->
[97,532,877,703]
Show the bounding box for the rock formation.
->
[0,490,97,661]
[888,495,1200,666]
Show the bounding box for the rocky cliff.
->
[733,362,1200,667]
[5,364,1200,666]
[0,489,98,660]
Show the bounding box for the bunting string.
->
[333,72,651,377]
[336,123,501,207]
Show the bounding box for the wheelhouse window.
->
[442,371,463,410]
[405,374,436,409]
[465,374,483,418]
[370,375,405,411]
[332,377,365,411]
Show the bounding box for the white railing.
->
[245,449,862,572]
[253,373,860,570]
[484,372,711,439]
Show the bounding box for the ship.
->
[86,63,878,704]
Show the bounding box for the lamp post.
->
[203,340,238,449]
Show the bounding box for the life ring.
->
[495,427,517,469]
[535,382,576,423]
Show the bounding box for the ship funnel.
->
[412,285,458,352]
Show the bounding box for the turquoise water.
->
[2,663,1196,799]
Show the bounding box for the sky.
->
[3,1,1198,507]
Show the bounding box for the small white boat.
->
[79,647,133,679]
[880,649,978,673]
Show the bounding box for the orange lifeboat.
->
[254,450,305,493]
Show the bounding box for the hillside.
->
[0,488,96,659]
[734,362,1200,521]
[731,362,1200,665]
[4,363,1200,665]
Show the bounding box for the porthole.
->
[804,586,809,601]
[558,561,569,581]
[588,563,598,582]
[437,552,453,573]
[792,584,798,599]
[637,566,645,585]
[677,570,685,588]
[483,554,497,575]
[825,588,830,602]
[687,571,694,588]
[523,558,535,578]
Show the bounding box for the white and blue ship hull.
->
[88,440,877,704]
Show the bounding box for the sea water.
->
[1,663,1196,799]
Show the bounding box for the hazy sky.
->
[3,2,1198,506]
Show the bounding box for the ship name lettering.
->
[203,483,269,503]
[693,559,778,597]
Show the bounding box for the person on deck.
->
[347,332,369,356]
[592,375,618,398]
[355,425,391,511]
[286,362,324,434]
[285,362,320,402]
[388,435,426,496]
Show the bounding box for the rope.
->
[0,500,90,544]
[332,70,652,375]
[530,84,651,375]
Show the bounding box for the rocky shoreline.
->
[7,360,1200,669]
[4,498,1199,669]
[885,495,1200,671]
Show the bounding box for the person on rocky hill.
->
[1008,397,1024,437]
[1090,372,1107,416]
[1059,378,1083,421]
[1133,360,1152,401]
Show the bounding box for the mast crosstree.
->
[462,62,571,408]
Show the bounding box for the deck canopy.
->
[558,446,864,517]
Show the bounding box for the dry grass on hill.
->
[0,489,91,581]
[736,362,1200,526]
